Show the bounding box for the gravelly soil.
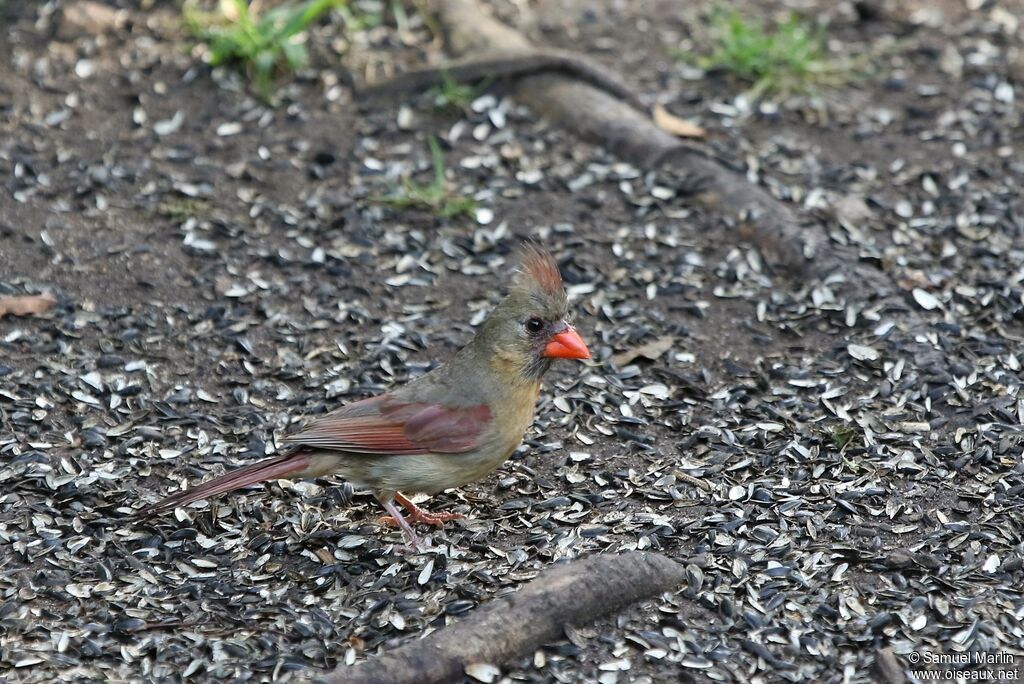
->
[2,1,1023,683]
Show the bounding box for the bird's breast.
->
[489,380,542,450]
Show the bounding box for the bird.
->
[141,245,591,549]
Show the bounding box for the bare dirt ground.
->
[2,0,1023,682]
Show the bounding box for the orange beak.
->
[543,327,591,360]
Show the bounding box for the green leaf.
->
[428,137,445,191]
[275,0,340,40]
[184,0,342,103]
[281,40,308,71]
[253,49,277,100]
[691,9,843,98]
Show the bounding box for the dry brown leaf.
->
[0,293,56,318]
[653,104,706,138]
[611,335,675,366]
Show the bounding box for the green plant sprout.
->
[695,10,849,98]
[373,138,477,219]
[185,0,342,102]
[429,72,492,110]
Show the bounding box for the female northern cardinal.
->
[142,246,590,549]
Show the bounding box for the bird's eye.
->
[525,316,545,334]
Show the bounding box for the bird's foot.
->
[374,494,464,529]
[375,510,464,529]
[396,492,465,527]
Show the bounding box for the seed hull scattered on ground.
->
[1,1,1022,682]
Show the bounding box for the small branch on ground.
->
[361,0,838,284]
[360,48,649,113]
[362,49,707,139]
[423,0,917,305]
[315,551,686,684]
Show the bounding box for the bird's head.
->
[475,244,590,383]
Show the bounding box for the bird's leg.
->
[375,494,423,551]
[395,492,465,526]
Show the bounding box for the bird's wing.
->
[282,395,492,455]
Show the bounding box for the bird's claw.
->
[375,493,463,551]
[408,508,466,526]
[394,492,465,527]
[375,509,464,529]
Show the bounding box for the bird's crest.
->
[513,243,563,298]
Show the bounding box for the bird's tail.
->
[139,451,311,517]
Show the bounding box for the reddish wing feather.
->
[284,395,491,455]
[404,404,492,451]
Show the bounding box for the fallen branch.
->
[362,49,705,139]
[418,0,820,276]
[316,551,685,684]
[361,48,648,113]
[366,0,910,299]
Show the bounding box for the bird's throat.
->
[490,346,550,385]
